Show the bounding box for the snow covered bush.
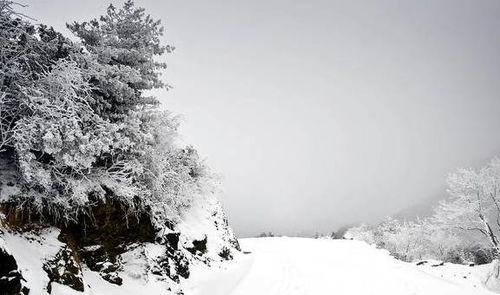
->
[346,157,500,269]
[10,59,120,220]
[346,217,491,265]
[344,224,376,244]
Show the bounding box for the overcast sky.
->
[22,0,500,237]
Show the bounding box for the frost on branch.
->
[0,2,238,294]
[0,0,217,229]
[346,158,500,266]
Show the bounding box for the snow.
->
[3,230,498,295]
[0,191,239,295]
[1,230,179,295]
[2,228,63,294]
[176,192,238,260]
[183,237,497,295]
[183,252,253,295]
[80,263,173,295]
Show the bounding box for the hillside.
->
[0,192,239,295]
[0,1,241,294]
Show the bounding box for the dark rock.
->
[78,244,123,285]
[43,247,83,293]
[165,233,180,251]
[0,247,28,295]
[218,247,232,260]
[175,253,190,279]
[79,245,107,271]
[100,272,123,285]
[154,248,190,283]
[416,260,427,266]
[186,236,207,256]
[60,195,156,259]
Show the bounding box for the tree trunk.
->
[479,214,500,256]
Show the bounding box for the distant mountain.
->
[392,192,444,221]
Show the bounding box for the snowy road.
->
[184,237,496,295]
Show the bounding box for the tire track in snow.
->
[227,237,496,295]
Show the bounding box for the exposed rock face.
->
[186,236,208,256]
[0,188,240,295]
[0,245,28,295]
[60,195,157,253]
[79,244,123,285]
[43,247,84,292]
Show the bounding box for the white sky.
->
[22,0,500,237]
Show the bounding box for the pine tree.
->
[67,0,174,120]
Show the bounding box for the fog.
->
[23,0,500,237]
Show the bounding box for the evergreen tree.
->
[67,0,174,119]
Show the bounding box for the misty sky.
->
[22,0,500,237]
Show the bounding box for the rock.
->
[0,246,28,295]
[219,247,233,260]
[80,245,107,271]
[43,247,83,293]
[78,243,124,285]
[156,250,190,282]
[98,260,123,285]
[165,233,180,251]
[186,236,207,256]
[100,272,123,285]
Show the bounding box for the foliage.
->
[434,158,500,257]
[0,1,76,152]
[0,0,214,226]
[345,217,493,264]
[66,0,174,119]
[346,157,500,265]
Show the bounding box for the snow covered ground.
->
[184,237,497,295]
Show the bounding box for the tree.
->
[0,1,214,227]
[432,158,500,290]
[0,1,76,152]
[435,158,500,257]
[67,0,174,120]
[11,59,129,221]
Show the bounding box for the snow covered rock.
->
[0,192,239,295]
[43,247,84,292]
[0,237,29,295]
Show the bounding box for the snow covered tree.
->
[435,158,500,258]
[0,0,215,227]
[0,1,76,152]
[9,59,137,221]
[432,158,500,289]
[66,0,173,119]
